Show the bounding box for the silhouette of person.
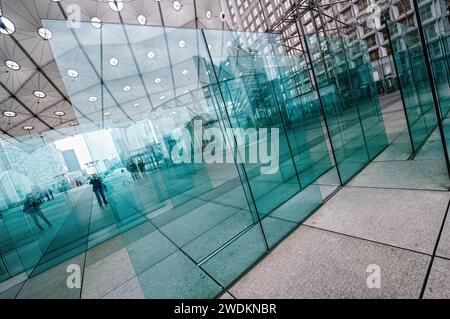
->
[23,193,52,230]
[90,174,109,207]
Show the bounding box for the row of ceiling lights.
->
[1,0,222,132]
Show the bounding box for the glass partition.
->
[0,20,388,298]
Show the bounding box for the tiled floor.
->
[219,95,450,299]
[2,92,450,299]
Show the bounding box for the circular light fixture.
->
[104,111,111,116]
[0,16,15,35]
[173,1,182,11]
[54,111,65,116]
[91,17,102,29]
[33,90,46,98]
[137,15,147,25]
[108,0,124,12]
[182,69,188,76]
[206,10,212,20]
[178,40,186,48]
[109,57,119,66]
[147,51,156,59]
[67,69,79,78]
[70,122,79,126]
[159,95,166,101]
[154,78,162,84]
[5,60,20,71]
[23,125,34,131]
[2,110,16,117]
[88,96,98,102]
[38,27,53,40]
[123,85,131,92]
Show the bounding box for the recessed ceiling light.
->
[173,1,182,11]
[159,95,166,100]
[109,57,119,66]
[182,69,188,76]
[23,125,34,131]
[154,78,162,84]
[206,10,212,20]
[88,96,98,102]
[123,85,131,92]
[67,69,79,78]
[137,15,147,25]
[134,103,140,107]
[91,17,102,29]
[54,111,65,116]
[104,111,111,116]
[2,111,16,117]
[178,40,186,48]
[108,0,124,12]
[5,60,20,71]
[33,90,46,98]
[0,16,15,35]
[70,122,79,126]
[147,51,156,59]
[183,90,189,94]
[38,27,53,40]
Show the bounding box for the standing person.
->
[129,161,139,180]
[90,174,109,207]
[23,193,52,230]
[48,188,54,200]
[138,160,146,177]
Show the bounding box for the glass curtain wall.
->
[305,35,388,183]
[0,21,387,298]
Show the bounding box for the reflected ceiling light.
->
[88,96,98,102]
[225,61,230,67]
[51,0,62,2]
[33,90,46,98]
[172,1,182,11]
[137,15,147,25]
[0,16,15,35]
[154,78,162,84]
[226,41,232,48]
[5,60,20,71]
[147,51,156,59]
[2,111,16,117]
[23,125,34,131]
[54,111,65,116]
[206,10,212,20]
[91,17,102,29]
[183,90,189,94]
[159,95,165,101]
[70,122,79,126]
[178,40,186,48]
[67,69,79,78]
[123,85,131,92]
[104,111,111,116]
[181,69,188,76]
[134,103,140,107]
[109,57,119,66]
[38,27,53,40]
[108,0,124,12]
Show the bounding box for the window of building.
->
[369,50,380,61]
[366,34,377,48]
[397,0,411,16]
[357,0,369,12]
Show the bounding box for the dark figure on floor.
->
[48,188,54,200]
[128,162,139,180]
[138,160,146,177]
[23,193,52,230]
[90,174,109,207]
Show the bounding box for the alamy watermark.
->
[170,120,280,175]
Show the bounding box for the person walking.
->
[90,174,109,207]
[23,193,52,230]
[138,160,146,177]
